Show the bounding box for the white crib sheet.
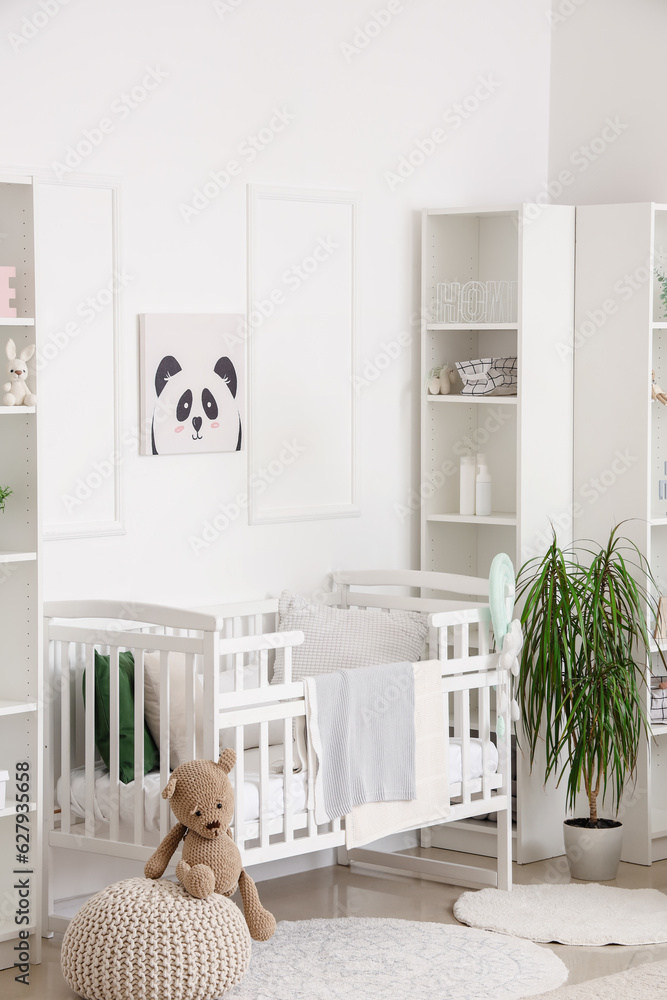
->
[58,739,498,835]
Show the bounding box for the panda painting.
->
[140,314,245,456]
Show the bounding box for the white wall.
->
[0,0,554,606]
[549,0,667,205]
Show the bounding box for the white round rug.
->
[529,958,667,999]
[229,918,567,999]
[454,883,667,946]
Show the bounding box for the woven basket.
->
[61,877,251,1000]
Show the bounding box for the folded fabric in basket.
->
[455,357,517,397]
[304,661,416,825]
[651,675,667,724]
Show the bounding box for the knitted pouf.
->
[61,877,251,1000]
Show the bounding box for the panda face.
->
[151,355,242,455]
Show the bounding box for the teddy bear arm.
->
[144,822,187,879]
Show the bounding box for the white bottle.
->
[460,454,476,515]
[476,463,492,517]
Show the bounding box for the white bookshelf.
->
[574,202,667,866]
[420,204,576,865]
[0,177,41,965]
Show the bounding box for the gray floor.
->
[4,855,667,998]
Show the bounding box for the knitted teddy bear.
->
[144,749,276,941]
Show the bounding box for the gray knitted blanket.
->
[304,661,416,823]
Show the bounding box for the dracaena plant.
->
[0,486,11,514]
[516,525,662,827]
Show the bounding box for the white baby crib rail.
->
[43,568,514,932]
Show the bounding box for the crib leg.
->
[337,846,349,867]
[420,826,432,849]
[497,806,512,891]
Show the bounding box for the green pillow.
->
[83,650,159,784]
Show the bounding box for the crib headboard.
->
[328,568,489,614]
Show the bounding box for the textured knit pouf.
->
[61,877,251,1000]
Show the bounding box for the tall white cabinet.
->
[421,204,576,863]
[0,176,41,966]
[574,202,667,866]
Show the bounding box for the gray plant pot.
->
[563,820,623,881]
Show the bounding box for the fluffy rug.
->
[229,918,567,999]
[454,883,667,946]
[529,958,667,999]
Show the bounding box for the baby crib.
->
[43,565,515,933]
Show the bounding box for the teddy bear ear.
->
[6,339,16,361]
[162,775,178,800]
[217,748,236,773]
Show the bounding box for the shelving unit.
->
[420,204,576,865]
[0,176,41,966]
[574,201,667,866]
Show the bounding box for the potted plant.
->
[0,485,11,514]
[516,525,663,881]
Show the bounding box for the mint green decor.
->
[489,552,516,647]
[83,651,159,784]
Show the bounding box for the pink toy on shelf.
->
[0,266,17,318]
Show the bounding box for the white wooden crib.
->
[43,568,515,933]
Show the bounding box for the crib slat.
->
[441,668,450,823]
[259,721,269,850]
[84,645,95,839]
[234,726,245,851]
[480,677,492,801]
[259,647,269,688]
[202,629,220,761]
[479,618,490,656]
[283,645,293,685]
[133,647,145,846]
[461,687,471,806]
[184,652,196,761]
[159,650,171,840]
[223,617,233,676]
[109,647,121,843]
[453,626,463,738]
[59,642,71,836]
[234,651,244,691]
[282,716,294,844]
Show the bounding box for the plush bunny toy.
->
[3,339,37,407]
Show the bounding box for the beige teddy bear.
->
[144,749,276,941]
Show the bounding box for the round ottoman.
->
[61,877,251,1000]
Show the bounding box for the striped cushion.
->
[271,591,428,684]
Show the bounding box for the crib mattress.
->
[58,739,498,834]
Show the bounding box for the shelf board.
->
[427,512,517,527]
[0,405,35,415]
[427,323,518,331]
[651,517,667,526]
[426,394,517,405]
[0,551,36,564]
[0,699,37,717]
[0,317,35,326]
[651,723,667,736]
[653,323,667,329]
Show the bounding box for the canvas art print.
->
[140,314,245,456]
